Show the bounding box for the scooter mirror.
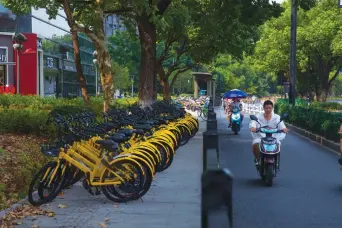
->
[250,115,258,121]
[280,113,289,122]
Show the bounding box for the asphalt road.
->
[216,108,342,228]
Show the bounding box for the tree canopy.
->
[252,0,342,100]
[207,54,273,97]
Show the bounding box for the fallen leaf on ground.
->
[57,204,67,208]
[99,222,107,228]
[47,212,55,217]
[32,225,39,228]
[113,204,119,208]
[0,204,55,228]
[104,218,109,222]
[58,192,64,197]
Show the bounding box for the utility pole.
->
[218,73,221,96]
[130,75,134,97]
[289,0,297,105]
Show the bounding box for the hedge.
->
[275,102,342,142]
[0,95,140,137]
[276,98,342,110]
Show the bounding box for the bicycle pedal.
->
[95,187,101,195]
[87,187,95,196]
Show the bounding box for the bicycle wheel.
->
[62,166,84,189]
[101,158,151,202]
[200,109,208,121]
[178,125,191,146]
[28,161,64,206]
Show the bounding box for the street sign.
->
[339,0,342,7]
[0,48,7,62]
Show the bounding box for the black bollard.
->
[208,106,216,119]
[207,107,217,131]
[209,97,214,107]
[201,169,234,228]
[203,131,219,171]
[207,118,217,131]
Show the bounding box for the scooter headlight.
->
[263,144,277,152]
[232,114,240,120]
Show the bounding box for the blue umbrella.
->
[223,89,248,99]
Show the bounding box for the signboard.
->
[64,65,76,72]
[44,56,58,69]
[46,57,54,68]
[339,0,342,8]
[83,64,96,75]
[0,48,7,62]
[37,38,43,50]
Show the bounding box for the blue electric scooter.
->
[230,107,242,135]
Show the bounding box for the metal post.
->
[218,73,221,96]
[289,0,297,105]
[16,50,19,94]
[94,65,98,95]
[61,57,64,97]
[130,75,134,97]
[307,55,310,103]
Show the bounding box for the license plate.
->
[264,158,274,163]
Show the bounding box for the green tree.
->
[153,0,282,101]
[171,70,193,94]
[111,62,130,91]
[252,0,342,101]
[108,31,140,77]
[209,54,272,97]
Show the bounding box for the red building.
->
[0,32,44,95]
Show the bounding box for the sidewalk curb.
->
[286,123,340,155]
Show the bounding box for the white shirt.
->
[249,113,286,141]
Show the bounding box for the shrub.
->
[275,102,342,142]
[310,102,342,110]
[0,135,50,210]
[0,95,141,137]
[276,98,308,106]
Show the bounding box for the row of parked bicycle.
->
[28,101,199,206]
[175,96,210,120]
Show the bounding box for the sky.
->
[31,8,69,38]
[31,0,285,38]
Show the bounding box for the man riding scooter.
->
[227,97,244,128]
[249,100,288,166]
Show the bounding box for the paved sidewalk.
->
[14,117,204,228]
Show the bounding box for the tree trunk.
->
[71,30,90,105]
[161,79,171,101]
[94,44,114,112]
[62,0,113,112]
[322,85,332,102]
[62,0,90,105]
[90,17,113,112]
[157,63,170,101]
[315,85,322,101]
[137,14,157,108]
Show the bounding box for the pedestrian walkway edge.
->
[286,123,340,155]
